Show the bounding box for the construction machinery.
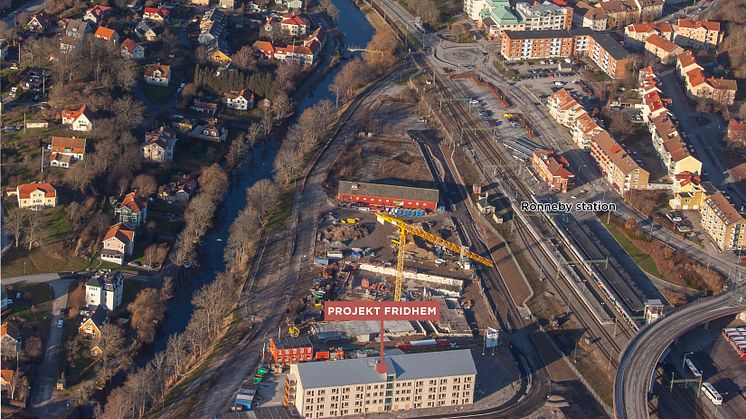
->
[375,213,495,301]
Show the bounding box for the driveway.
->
[4,273,76,416]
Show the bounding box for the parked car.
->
[57,319,64,328]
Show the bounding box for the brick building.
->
[531,149,575,193]
[337,180,439,212]
[269,336,314,364]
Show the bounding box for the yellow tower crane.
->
[375,213,495,301]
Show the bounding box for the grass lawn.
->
[173,138,227,173]
[144,84,177,104]
[4,283,55,342]
[1,243,90,278]
[600,217,662,278]
[265,189,294,233]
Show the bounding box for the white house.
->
[224,89,255,111]
[121,38,145,60]
[144,63,171,86]
[85,269,124,311]
[61,106,93,131]
[100,223,135,266]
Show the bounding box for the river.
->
[152,0,375,353]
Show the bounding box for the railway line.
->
[425,61,635,366]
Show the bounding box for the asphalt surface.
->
[614,288,746,419]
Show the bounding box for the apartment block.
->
[284,350,477,418]
[643,34,683,64]
[672,18,724,50]
[515,1,573,31]
[590,130,650,193]
[573,1,608,31]
[669,172,707,210]
[500,29,631,79]
[676,51,736,105]
[624,22,673,50]
[699,192,746,251]
[546,88,603,149]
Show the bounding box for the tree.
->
[274,146,302,186]
[165,333,188,380]
[5,209,28,248]
[226,135,250,174]
[101,386,133,419]
[247,179,280,222]
[198,164,229,203]
[275,61,302,93]
[1,336,17,360]
[24,336,43,360]
[144,243,159,268]
[230,46,257,71]
[132,174,159,197]
[112,96,145,129]
[95,323,125,376]
[224,207,261,273]
[65,201,84,232]
[24,210,43,250]
[320,0,340,21]
[272,92,292,121]
[128,288,166,344]
[7,370,22,400]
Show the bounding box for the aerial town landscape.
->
[0,0,746,418]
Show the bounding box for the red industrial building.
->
[337,180,439,211]
[269,336,314,364]
[531,148,575,193]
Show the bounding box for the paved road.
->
[614,288,746,419]
[3,273,74,417]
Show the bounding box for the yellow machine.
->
[375,213,495,301]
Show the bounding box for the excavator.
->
[375,213,494,301]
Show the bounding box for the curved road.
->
[614,289,746,419]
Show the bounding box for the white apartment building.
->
[85,269,124,311]
[285,350,477,418]
[515,1,573,31]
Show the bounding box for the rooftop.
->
[705,192,743,224]
[338,180,439,204]
[590,32,630,60]
[293,349,476,389]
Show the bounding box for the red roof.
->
[95,26,117,40]
[281,13,309,27]
[51,136,86,154]
[17,182,56,199]
[121,38,141,54]
[104,223,135,244]
[88,5,111,16]
[677,18,720,31]
[120,192,146,213]
[728,120,746,133]
[1,370,13,384]
[144,6,170,17]
[61,105,89,120]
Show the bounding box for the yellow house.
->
[669,172,706,210]
[15,182,57,210]
[699,192,746,251]
[209,46,231,66]
[672,19,723,50]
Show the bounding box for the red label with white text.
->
[324,301,440,321]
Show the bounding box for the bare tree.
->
[132,174,159,197]
[320,0,340,21]
[101,386,133,419]
[1,336,18,360]
[230,46,257,71]
[165,333,188,380]
[7,371,22,401]
[95,323,125,377]
[226,135,250,174]
[246,179,280,222]
[275,61,302,93]
[183,194,217,244]
[112,96,145,129]
[260,109,273,136]
[198,164,229,203]
[160,276,174,301]
[273,145,303,186]
[128,288,166,344]
[224,207,261,273]
[5,209,29,248]
[24,210,44,250]
[272,92,292,121]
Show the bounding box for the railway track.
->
[422,59,635,366]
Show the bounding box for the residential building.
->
[252,27,324,64]
[190,120,228,142]
[143,126,178,162]
[699,192,746,251]
[500,29,630,79]
[643,34,683,64]
[85,270,124,311]
[191,98,219,115]
[281,0,303,9]
[16,182,57,209]
[649,113,702,177]
[79,305,108,339]
[599,0,636,29]
[669,172,707,210]
[134,19,158,42]
[624,22,673,50]
[224,89,255,111]
[158,175,196,204]
[144,63,171,87]
[252,40,276,59]
[94,26,120,44]
[26,12,52,33]
[573,2,607,31]
[192,0,211,6]
[115,192,148,227]
[586,32,630,79]
[464,0,524,37]
[64,19,92,39]
[61,106,93,131]
[337,180,439,211]
[219,0,236,9]
[590,130,650,193]
[121,38,145,59]
[531,148,575,193]
[676,51,736,105]
[208,44,232,66]
[726,120,746,149]
[637,0,665,21]
[515,1,573,31]
[143,6,170,23]
[546,88,602,149]
[270,336,314,363]
[280,13,310,36]
[284,350,476,418]
[100,223,135,265]
[672,19,723,50]
[0,322,20,350]
[84,5,112,25]
[49,136,86,168]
